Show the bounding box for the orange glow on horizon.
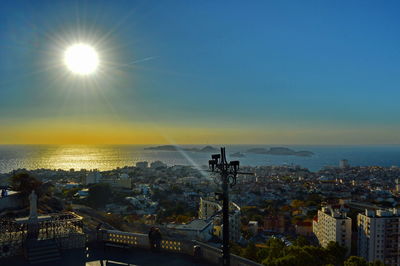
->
[1,120,399,145]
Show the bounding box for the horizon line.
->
[1,143,400,146]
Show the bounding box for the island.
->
[145,145,219,153]
[144,145,179,151]
[246,147,314,157]
[230,152,246,158]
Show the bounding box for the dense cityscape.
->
[1,157,400,265]
[2,0,400,265]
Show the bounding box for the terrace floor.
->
[1,245,213,266]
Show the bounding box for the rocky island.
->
[246,147,314,157]
[144,145,179,151]
[230,152,246,158]
[145,145,218,153]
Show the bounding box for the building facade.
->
[339,159,350,169]
[313,206,352,254]
[198,197,241,242]
[263,215,287,233]
[166,219,213,241]
[84,171,102,185]
[136,161,149,169]
[358,209,400,265]
[295,221,313,237]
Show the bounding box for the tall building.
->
[358,209,400,265]
[313,206,352,254]
[339,159,350,169]
[198,197,241,242]
[198,197,222,219]
[136,161,148,169]
[150,161,167,169]
[84,170,102,185]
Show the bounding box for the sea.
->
[1,145,400,174]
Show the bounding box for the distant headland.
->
[144,145,219,153]
[144,145,313,157]
[246,147,314,157]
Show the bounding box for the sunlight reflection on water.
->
[1,145,400,173]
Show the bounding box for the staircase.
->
[26,239,61,264]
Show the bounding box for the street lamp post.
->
[209,147,252,266]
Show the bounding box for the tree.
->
[242,243,259,262]
[293,235,310,247]
[263,238,286,261]
[262,245,325,266]
[368,261,385,266]
[10,173,42,196]
[87,183,112,208]
[263,255,298,266]
[344,256,368,266]
[230,241,242,256]
[62,187,80,199]
[325,241,347,265]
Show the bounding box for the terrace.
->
[0,228,261,266]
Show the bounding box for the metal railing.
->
[99,229,262,266]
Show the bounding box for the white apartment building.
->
[84,171,102,185]
[198,197,241,242]
[150,161,167,169]
[339,159,350,169]
[313,206,352,254]
[84,171,131,188]
[166,219,213,242]
[358,209,400,266]
[135,161,148,169]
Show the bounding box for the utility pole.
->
[209,148,252,266]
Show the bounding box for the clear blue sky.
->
[1,0,400,144]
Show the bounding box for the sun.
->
[64,44,99,75]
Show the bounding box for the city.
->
[1,156,400,265]
[1,0,400,265]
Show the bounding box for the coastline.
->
[1,144,400,174]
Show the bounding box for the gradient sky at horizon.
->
[1,0,400,145]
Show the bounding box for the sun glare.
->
[64,44,99,75]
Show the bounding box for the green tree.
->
[87,183,112,208]
[242,243,259,262]
[368,261,385,266]
[230,241,242,256]
[263,245,327,266]
[256,247,270,263]
[10,173,42,196]
[293,235,310,247]
[263,255,298,266]
[325,241,347,265]
[301,245,326,265]
[344,256,368,266]
[263,238,286,261]
[62,187,80,199]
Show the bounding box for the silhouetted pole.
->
[222,169,230,266]
[209,148,252,266]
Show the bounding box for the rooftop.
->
[167,219,212,231]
